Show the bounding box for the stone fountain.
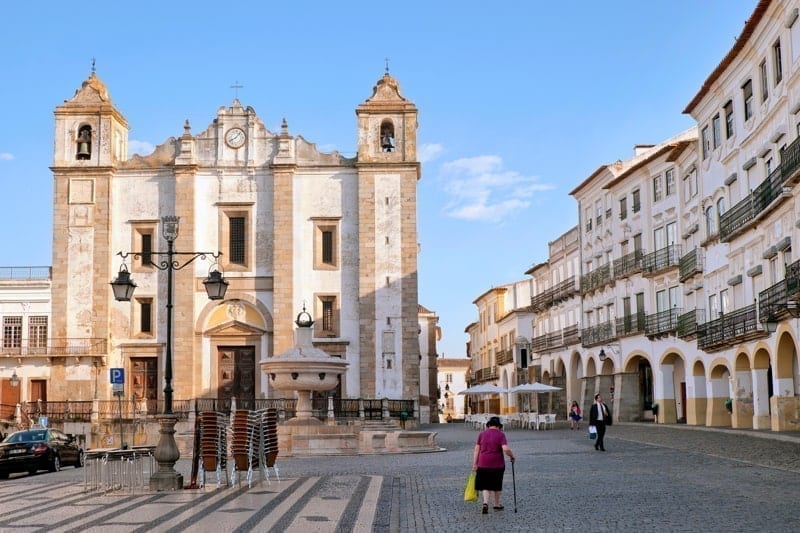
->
[261,309,348,426]
[261,308,440,456]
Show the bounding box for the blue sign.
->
[110,368,124,384]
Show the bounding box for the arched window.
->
[705,205,716,236]
[76,125,92,160]
[716,197,726,218]
[380,120,395,153]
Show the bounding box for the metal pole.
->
[164,236,174,415]
[511,461,517,513]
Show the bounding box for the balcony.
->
[530,324,581,354]
[471,366,499,383]
[496,349,514,366]
[645,308,682,337]
[677,308,704,339]
[642,244,681,276]
[679,248,703,282]
[719,133,800,242]
[580,264,613,295]
[581,320,616,348]
[0,266,51,281]
[697,304,765,352]
[613,250,644,279]
[531,276,578,311]
[758,259,800,322]
[0,338,107,357]
[616,312,646,337]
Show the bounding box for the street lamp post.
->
[110,215,228,491]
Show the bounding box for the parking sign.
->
[110,368,124,384]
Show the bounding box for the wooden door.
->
[29,379,47,403]
[218,347,256,405]
[131,358,158,412]
[1,379,21,420]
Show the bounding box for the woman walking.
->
[472,416,515,514]
[569,400,582,430]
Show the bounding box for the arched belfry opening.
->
[380,119,395,152]
[76,125,92,160]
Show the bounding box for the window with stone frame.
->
[773,38,783,85]
[313,218,340,270]
[219,205,253,271]
[3,316,22,349]
[759,60,769,102]
[724,100,735,138]
[712,114,721,148]
[742,79,754,121]
[315,294,339,337]
[28,316,48,349]
[652,174,663,203]
[665,168,675,197]
[136,297,154,336]
[131,222,157,271]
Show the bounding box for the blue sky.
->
[0,1,756,358]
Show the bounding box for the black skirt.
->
[474,467,505,492]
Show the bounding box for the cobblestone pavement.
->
[0,423,798,532]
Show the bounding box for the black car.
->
[0,428,84,478]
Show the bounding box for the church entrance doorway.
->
[131,358,158,413]
[218,346,256,409]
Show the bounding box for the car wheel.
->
[49,454,61,473]
[0,471,8,479]
[75,450,85,468]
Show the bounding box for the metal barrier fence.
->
[83,447,156,494]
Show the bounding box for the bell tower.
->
[50,69,129,399]
[356,73,419,165]
[355,73,421,402]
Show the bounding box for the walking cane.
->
[511,460,517,513]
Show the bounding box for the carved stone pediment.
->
[205,319,267,336]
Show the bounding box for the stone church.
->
[49,70,430,417]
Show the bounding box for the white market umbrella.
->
[509,382,562,413]
[459,383,508,395]
[508,382,562,393]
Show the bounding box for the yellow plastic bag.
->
[464,472,478,502]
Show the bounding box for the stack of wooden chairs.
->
[198,411,228,488]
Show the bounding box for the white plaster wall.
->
[374,174,403,398]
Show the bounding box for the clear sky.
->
[0,1,757,358]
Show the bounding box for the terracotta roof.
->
[568,165,609,197]
[603,140,693,190]
[683,0,772,115]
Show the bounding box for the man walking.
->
[588,394,612,451]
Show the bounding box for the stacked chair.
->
[192,406,281,490]
[259,408,280,483]
[198,411,228,488]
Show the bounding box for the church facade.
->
[48,71,424,412]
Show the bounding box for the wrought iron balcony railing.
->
[642,244,681,275]
[581,320,616,347]
[679,247,703,282]
[677,308,704,339]
[471,366,499,383]
[496,349,514,366]
[530,324,581,354]
[580,264,613,295]
[758,259,800,323]
[697,304,763,352]
[645,308,682,337]
[616,312,646,337]
[0,266,51,281]
[0,338,106,357]
[531,276,578,311]
[613,250,644,279]
[719,133,800,242]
